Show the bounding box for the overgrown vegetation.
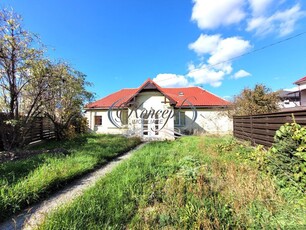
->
[0,9,93,150]
[0,134,141,221]
[39,136,305,229]
[249,122,306,191]
[233,84,280,116]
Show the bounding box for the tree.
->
[0,9,93,149]
[233,84,280,116]
[0,9,46,149]
[43,62,93,140]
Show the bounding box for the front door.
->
[142,114,159,139]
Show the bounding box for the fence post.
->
[40,117,44,139]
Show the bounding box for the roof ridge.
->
[196,86,230,103]
[163,86,198,89]
[121,87,137,90]
[125,79,177,105]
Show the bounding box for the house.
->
[294,76,306,106]
[279,76,306,109]
[278,90,300,108]
[84,79,232,140]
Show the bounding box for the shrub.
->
[64,125,77,140]
[73,116,89,134]
[268,122,306,189]
[248,145,269,170]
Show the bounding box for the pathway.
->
[0,143,147,230]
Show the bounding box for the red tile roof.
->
[162,87,230,107]
[294,76,306,85]
[85,79,230,109]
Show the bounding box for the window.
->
[141,113,149,136]
[94,116,102,126]
[154,113,159,135]
[174,110,185,126]
[120,110,128,125]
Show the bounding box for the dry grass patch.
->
[39,136,305,229]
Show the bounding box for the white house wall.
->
[127,91,175,140]
[301,90,306,106]
[177,109,233,135]
[85,110,129,135]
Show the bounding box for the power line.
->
[157,31,306,82]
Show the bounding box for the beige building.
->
[84,79,232,140]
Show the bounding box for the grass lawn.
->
[0,134,141,222]
[39,136,306,229]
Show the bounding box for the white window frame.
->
[174,110,185,127]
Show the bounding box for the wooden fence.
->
[23,117,56,143]
[0,115,55,150]
[233,109,306,147]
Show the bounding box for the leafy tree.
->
[43,62,93,140]
[0,9,93,149]
[0,9,45,149]
[233,84,280,116]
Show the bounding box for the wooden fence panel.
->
[0,115,55,150]
[233,109,306,147]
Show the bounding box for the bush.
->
[268,122,306,189]
[64,125,77,140]
[73,116,89,134]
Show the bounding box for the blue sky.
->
[1,0,306,100]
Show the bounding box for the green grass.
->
[39,136,306,229]
[0,134,141,222]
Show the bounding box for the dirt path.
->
[0,143,147,230]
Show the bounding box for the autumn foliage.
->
[233,84,280,116]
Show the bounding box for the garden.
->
[0,123,305,229]
[36,126,305,229]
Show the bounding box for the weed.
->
[38,136,305,229]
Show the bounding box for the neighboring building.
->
[294,76,306,106]
[279,76,306,109]
[278,90,300,108]
[84,79,232,140]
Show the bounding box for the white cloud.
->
[188,34,221,55]
[153,73,189,88]
[191,0,305,37]
[187,63,231,87]
[207,36,252,65]
[189,34,252,64]
[188,34,251,87]
[191,0,246,29]
[247,4,305,37]
[186,1,305,88]
[232,69,251,79]
[248,0,275,16]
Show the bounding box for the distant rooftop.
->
[294,76,306,85]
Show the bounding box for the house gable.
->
[125,79,177,106]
